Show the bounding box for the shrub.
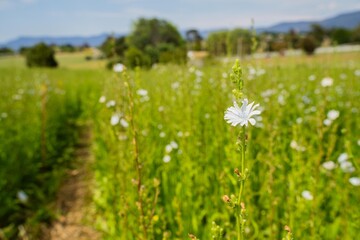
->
[124,47,151,68]
[301,35,317,55]
[26,43,58,68]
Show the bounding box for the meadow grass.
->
[0,51,359,239]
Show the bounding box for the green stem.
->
[237,126,246,240]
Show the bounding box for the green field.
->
[0,52,359,239]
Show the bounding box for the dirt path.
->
[41,124,101,240]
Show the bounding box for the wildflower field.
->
[0,52,360,239]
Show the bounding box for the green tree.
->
[25,43,58,68]
[59,44,76,53]
[352,24,360,43]
[310,24,326,46]
[206,31,228,56]
[330,28,352,44]
[100,36,128,58]
[0,47,14,55]
[126,18,185,66]
[124,46,151,68]
[301,35,317,55]
[285,29,301,49]
[186,29,203,51]
[226,28,252,56]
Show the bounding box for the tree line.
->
[7,18,360,68]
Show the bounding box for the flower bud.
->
[222,195,231,203]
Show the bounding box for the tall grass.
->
[0,52,359,239]
[93,53,360,239]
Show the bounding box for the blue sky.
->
[0,0,359,42]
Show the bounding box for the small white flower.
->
[17,190,28,203]
[177,131,183,137]
[110,114,120,126]
[224,99,261,127]
[349,177,360,186]
[290,140,306,152]
[340,161,355,173]
[170,141,178,149]
[322,161,336,171]
[308,75,316,81]
[301,190,313,200]
[113,63,125,73]
[337,153,348,163]
[327,110,339,120]
[163,155,171,163]
[195,70,203,77]
[106,100,116,108]
[120,118,129,128]
[158,106,164,112]
[12,94,22,100]
[1,112,8,118]
[99,96,106,103]
[323,119,332,126]
[277,95,285,105]
[357,139,360,146]
[171,82,180,89]
[354,69,360,77]
[159,132,166,138]
[137,89,148,96]
[321,77,333,87]
[165,145,172,153]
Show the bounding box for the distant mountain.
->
[258,10,360,33]
[0,33,124,51]
[1,10,359,50]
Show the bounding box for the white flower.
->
[349,177,360,186]
[358,139,360,146]
[170,141,178,149]
[337,153,348,163]
[99,96,106,103]
[322,161,336,170]
[137,89,148,96]
[321,77,333,87]
[113,63,125,73]
[159,132,166,138]
[301,190,313,200]
[106,100,116,108]
[165,144,172,153]
[308,75,316,81]
[1,112,8,118]
[290,140,306,152]
[355,69,360,77]
[323,119,332,126]
[224,99,261,127]
[171,82,180,89]
[110,114,120,126]
[177,131,183,137]
[120,119,129,128]
[340,161,355,173]
[163,155,171,163]
[17,190,28,203]
[327,110,339,120]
